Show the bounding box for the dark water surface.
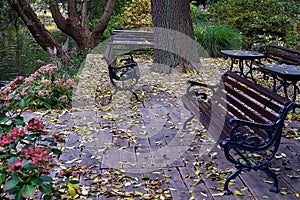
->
[0,29,59,86]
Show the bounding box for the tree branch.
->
[90,0,116,47]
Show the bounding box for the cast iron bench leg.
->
[261,165,280,193]
[223,168,242,195]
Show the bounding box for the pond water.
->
[0,26,67,86]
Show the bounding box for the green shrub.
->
[194,23,243,57]
[205,0,300,49]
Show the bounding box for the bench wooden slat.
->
[265,44,300,65]
[226,71,290,105]
[110,30,154,47]
[223,76,283,114]
[183,95,231,140]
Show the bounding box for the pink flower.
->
[14,159,24,167]
[6,159,24,172]
[71,172,77,177]
[54,78,63,86]
[6,163,15,172]
[37,90,51,97]
[41,79,52,86]
[1,95,8,101]
[22,147,51,170]
[26,118,47,134]
[0,127,24,147]
[65,78,76,87]
[39,64,58,76]
[15,76,25,84]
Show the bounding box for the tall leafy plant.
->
[194,23,243,57]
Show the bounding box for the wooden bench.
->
[182,71,295,195]
[104,30,154,101]
[262,44,300,65]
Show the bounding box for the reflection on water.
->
[0,21,71,86]
[0,30,51,86]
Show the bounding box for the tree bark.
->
[8,0,69,62]
[9,0,115,62]
[151,0,197,73]
[49,0,90,52]
[50,0,116,52]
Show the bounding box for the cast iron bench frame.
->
[182,71,295,195]
[105,30,154,101]
[107,52,140,101]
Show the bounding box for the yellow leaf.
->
[195,170,202,175]
[135,190,143,196]
[234,189,244,196]
[67,183,78,196]
[102,106,111,111]
[46,117,58,122]
[212,192,224,197]
[218,179,235,186]
[295,192,300,198]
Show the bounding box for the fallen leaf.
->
[234,189,244,196]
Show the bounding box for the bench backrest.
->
[220,71,291,123]
[200,71,294,141]
[265,44,300,65]
[110,30,154,47]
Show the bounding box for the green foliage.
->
[194,23,243,57]
[0,117,63,199]
[190,1,199,19]
[0,64,75,110]
[205,0,300,49]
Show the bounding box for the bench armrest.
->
[186,80,217,99]
[229,118,275,129]
[220,118,279,152]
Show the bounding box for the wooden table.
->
[221,50,265,80]
[259,64,300,103]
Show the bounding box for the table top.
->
[221,50,265,59]
[259,64,300,82]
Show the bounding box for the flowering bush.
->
[0,63,76,113]
[0,118,64,199]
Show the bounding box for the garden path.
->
[25,54,300,199]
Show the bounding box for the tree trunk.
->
[151,0,196,73]
[49,0,90,52]
[50,0,116,52]
[8,0,69,62]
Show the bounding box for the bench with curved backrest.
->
[105,30,154,101]
[182,71,295,195]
